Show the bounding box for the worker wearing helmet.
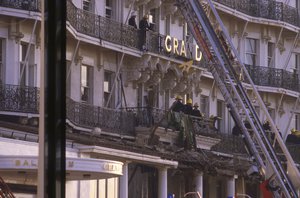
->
[183,98,193,115]
[191,103,201,117]
[171,95,184,112]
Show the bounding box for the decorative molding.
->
[75,55,83,65]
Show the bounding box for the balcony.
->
[245,64,300,92]
[0,0,40,12]
[0,84,39,114]
[214,0,299,27]
[0,0,300,30]
[0,84,299,165]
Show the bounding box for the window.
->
[268,42,275,67]
[81,65,93,103]
[184,23,193,44]
[149,9,156,31]
[83,0,91,11]
[296,114,300,130]
[106,0,112,18]
[295,54,300,75]
[66,61,71,97]
[104,70,114,107]
[200,95,209,117]
[217,100,225,132]
[19,42,36,87]
[0,39,3,83]
[245,38,257,66]
[165,15,170,35]
[93,178,119,198]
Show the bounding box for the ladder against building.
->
[175,0,300,197]
[0,176,15,198]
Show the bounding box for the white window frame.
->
[245,38,257,66]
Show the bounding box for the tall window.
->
[66,61,71,97]
[200,95,209,117]
[104,70,114,108]
[268,42,275,67]
[296,114,300,130]
[83,0,91,11]
[106,0,112,18]
[81,65,93,103]
[0,39,3,83]
[165,15,170,35]
[149,9,157,31]
[245,38,257,66]
[295,54,300,75]
[217,100,225,132]
[19,42,36,87]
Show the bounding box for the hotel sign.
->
[164,35,203,62]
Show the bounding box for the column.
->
[120,162,129,198]
[194,172,203,197]
[226,176,235,198]
[158,167,168,198]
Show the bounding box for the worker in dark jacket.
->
[191,103,201,117]
[139,15,150,50]
[183,98,193,115]
[170,95,184,112]
[128,12,137,28]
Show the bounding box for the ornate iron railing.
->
[214,0,298,26]
[66,98,136,136]
[0,84,39,114]
[0,0,40,12]
[66,0,140,49]
[245,65,300,92]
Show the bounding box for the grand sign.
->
[164,35,203,62]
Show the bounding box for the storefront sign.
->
[164,35,203,62]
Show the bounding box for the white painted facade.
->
[0,0,300,197]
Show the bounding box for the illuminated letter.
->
[180,41,187,57]
[195,45,203,61]
[165,35,172,52]
[173,38,179,55]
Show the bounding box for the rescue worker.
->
[128,12,137,28]
[170,95,184,112]
[183,98,193,115]
[191,103,201,117]
[286,128,300,144]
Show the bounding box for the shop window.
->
[245,38,257,66]
[81,65,93,103]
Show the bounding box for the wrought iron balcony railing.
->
[0,84,39,114]
[214,0,298,26]
[0,84,298,163]
[245,64,300,92]
[66,97,136,136]
[0,0,40,12]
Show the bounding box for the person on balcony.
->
[139,15,150,50]
[232,123,242,136]
[171,95,184,113]
[183,98,193,115]
[128,12,137,29]
[191,103,201,117]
